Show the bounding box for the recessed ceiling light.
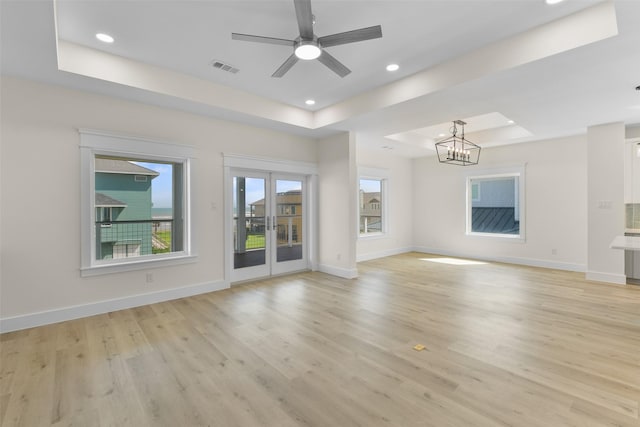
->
[507,120,515,124]
[545,0,565,4]
[305,99,316,106]
[386,63,399,72]
[96,33,114,43]
[438,133,446,138]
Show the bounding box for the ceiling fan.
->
[231,0,383,78]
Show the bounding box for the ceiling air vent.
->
[211,59,239,74]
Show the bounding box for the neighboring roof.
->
[472,207,519,234]
[95,192,127,207]
[95,158,160,177]
[361,192,381,205]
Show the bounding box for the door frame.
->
[223,154,318,285]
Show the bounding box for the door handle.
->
[266,215,270,231]
[273,216,276,231]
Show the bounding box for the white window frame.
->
[358,167,389,239]
[80,129,197,276]
[466,165,526,241]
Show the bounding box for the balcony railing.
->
[95,219,174,259]
[233,215,302,252]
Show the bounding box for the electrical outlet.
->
[551,248,557,255]
[336,253,341,261]
[146,272,154,283]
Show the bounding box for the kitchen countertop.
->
[610,235,640,251]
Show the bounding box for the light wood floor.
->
[2,253,639,426]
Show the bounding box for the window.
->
[96,207,112,222]
[80,130,195,276]
[467,167,525,240]
[358,167,389,237]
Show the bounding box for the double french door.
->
[230,169,308,282]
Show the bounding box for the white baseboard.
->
[356,247,412,263]
[317,264,358,279]
[412,246,586,273]
[0,280,229,333]
[585,271,627,285]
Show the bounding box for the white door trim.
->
[223,153,318,175]
[223,154,318,284]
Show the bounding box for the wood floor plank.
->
[1,325,59,426]
[1,252,639,426]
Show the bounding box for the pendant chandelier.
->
[435,120,481,166]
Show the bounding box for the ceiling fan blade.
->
[272,53,300,78]
[318,25,383,48]
[317,50,351,78]
[294,0,314,39]
[232,33,295,47]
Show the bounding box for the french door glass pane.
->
[233,176,266,269]
[275,179,303,262]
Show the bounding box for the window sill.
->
[81,253,198,277]
[466,232,526,243]
[359,232,388,241]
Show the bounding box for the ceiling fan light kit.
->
[295,40,321,60]
[435,120,481,166]
[231,0,382,78]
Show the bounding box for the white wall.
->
[356,142,414,261]
[412,135,587,271]
[586,122,625,283]
[0,77,317,329]
[317,132,358,278]
[627,126,640,139]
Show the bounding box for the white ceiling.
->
[2,0,640,157]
